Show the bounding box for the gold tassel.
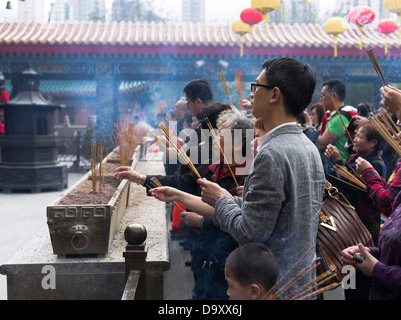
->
[249,27,253,47]
[334,35,338,57]
[281,0,283,21]
[264,13,268,37]
[385,35,388,55]
[359,26,363,50]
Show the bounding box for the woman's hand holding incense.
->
[197,178,234,207]
[149,186,180,203]
[150,186,216,217]
[115,167,145,184]
[355,157,372,174]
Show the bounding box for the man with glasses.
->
[196,57,326,297]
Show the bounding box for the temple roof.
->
[5,79,158,96]
[0,20,398,56]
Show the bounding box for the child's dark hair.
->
[225,243,278,291]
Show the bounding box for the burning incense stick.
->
[295,281,342,300]
[367,49,387,87]
[235,69,243,110]
[150,177,184,213]
[369,116,401,157]
[328,174,367,192]
[157,123,202,179]
[218,69,233,106]
[329,164,366,192]
[112,122,138,166]
[262,245,315,300]
[205,118,239,187]
[285,271,336,300]
[377,111,400,140]
[330,94,358,153]
[267,258,320,300]
[89,131,105,203]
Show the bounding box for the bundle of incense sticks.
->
[149,177,184,213]
[262,245,342,300]
[157,123,201,179]
[235,69,243,110]
[330,94,358,153]
[218,69,233,106]
[205,118,238,187]
[369,114,401,157]
[111,122,138,166]
[377,110,400,137]
[329,164,366,192]
[367,49,387,87]
[90,131,105,202]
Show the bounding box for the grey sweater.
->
[215,123,325,297]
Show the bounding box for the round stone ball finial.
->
[124,223,147,245]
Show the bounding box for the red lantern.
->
[240,8,263,46]
[377,19,398,54]
[348,6,375,50]
[240,8,263,26]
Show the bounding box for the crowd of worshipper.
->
[114,57,401,301]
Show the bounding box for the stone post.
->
[122,223,148,300]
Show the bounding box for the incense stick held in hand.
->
[205,118,239,187]
[157,123,202,179]
[218,69,233,106]
[89,131,105,203]
[330,164,366,192]
[111,122,138,166]
[150,177,184,213]
[261,245,342,300]
[235,69,243,110]
[369,115,401,157]
[367,49,387,87]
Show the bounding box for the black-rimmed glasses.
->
[250,83,275,93]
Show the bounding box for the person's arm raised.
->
[149,186,215,217]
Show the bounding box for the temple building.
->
[0,19,399,129]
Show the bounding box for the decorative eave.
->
[0,20,400,57]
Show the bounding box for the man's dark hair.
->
[322,78,346,102]
[262,58,316,117]
[200,102,231,129]
[183,79,213,105]
[225,242,278,291]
